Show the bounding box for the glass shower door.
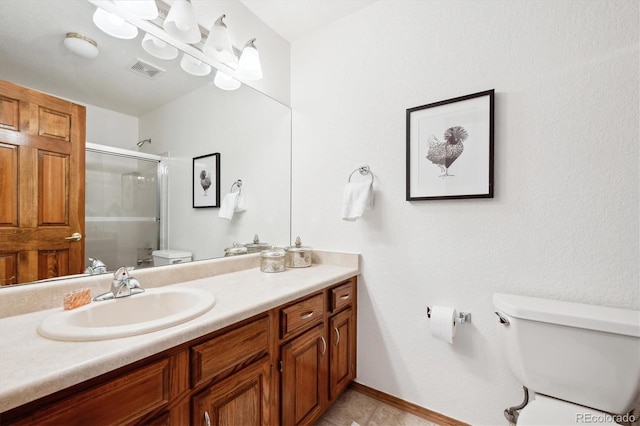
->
[85,147,161,272]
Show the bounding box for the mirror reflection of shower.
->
[137,138,151,147]
[85,143,167,272]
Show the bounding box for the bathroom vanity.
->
[0,252,359,425]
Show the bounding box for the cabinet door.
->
[329,308,356,401]
[280,324,328,425]
[192,357,271,426]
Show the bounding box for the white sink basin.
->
[38,287,215,341]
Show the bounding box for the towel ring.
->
[230,179,242,195]
[348,165,373,184]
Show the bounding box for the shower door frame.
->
[85,142,168,268]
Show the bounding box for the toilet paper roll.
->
[430,305,456,344]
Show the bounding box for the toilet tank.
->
[493,293,640,415]
[152,250,192,266]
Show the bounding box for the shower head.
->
[137,138,151,147]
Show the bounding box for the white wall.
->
[139,84,291,261]
[290,1,639,424]
[85,104,138,149]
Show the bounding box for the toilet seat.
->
[517,395,618,425]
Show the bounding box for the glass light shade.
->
[163,0,200,44]
[93,7,138,40]
[114,0,158,20]
[142,33,178,60]
[180,54,211,76]
[63,33,99,59]
[214,70,241,91]
[237,39,263,80]
[203,15,235,64]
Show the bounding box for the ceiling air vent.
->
[127,58,165,79]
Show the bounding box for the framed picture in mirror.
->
[193,153,221,208]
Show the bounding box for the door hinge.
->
[278,360,283,372]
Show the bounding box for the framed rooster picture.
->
[193,152,220,208]
[406,89,494,201]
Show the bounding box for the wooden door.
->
[280,324,327,426]
[191,357,271,426]
[329,308,356,401]
[0,80,85,285]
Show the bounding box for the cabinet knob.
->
[320,336,327,355]
[334,327,340,345]
[204,411,211,426]
[300,311,314,320]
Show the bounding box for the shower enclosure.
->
[85,143,167,272]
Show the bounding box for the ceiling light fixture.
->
[163,0,200,44]
[237,38,263,80]
[142,33,179,60]
[214,70,241,91]
[63,32,99,59]
[180,53,211,77]
[203,15,235,64]
[93,7,138,39]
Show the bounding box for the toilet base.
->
[517,395,618,425]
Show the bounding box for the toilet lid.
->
[517,395,618,426]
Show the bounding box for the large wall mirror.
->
[0,0,291,286]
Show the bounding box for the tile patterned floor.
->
[315,389,441,426]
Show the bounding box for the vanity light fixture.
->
[214,70,241,91]
[180,53,212,77]
[163,0,201,44]
[113,0,158,20]
[203,15,235,64]
[237,38,263,80]
[142,33,179,60]
[63,32,99,59]
[92,7,138,39]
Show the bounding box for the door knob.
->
[65,232,82,241]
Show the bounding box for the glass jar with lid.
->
[245,234,270,254]
[224,242,248,257]
[285,236,312,268]
[260,246,286,273]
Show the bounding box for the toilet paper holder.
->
[426,306,472,324]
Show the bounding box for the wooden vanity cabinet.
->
[2,350,189,426]
[278,277,357,425]
[191,356,272,426]
[328,280,357,401]
[1,276,357,426]
[189,315,272,426]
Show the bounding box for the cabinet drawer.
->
[331,280,354,313]
[280,293,324,339]
[191,316,269,388]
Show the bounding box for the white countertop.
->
[0,257,359,413]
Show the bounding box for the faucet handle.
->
[113,266,130,281]
[128,277,141,289]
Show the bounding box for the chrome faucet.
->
[93,267,145,301]
[84,257,107,275]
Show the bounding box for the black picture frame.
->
[406,89,494,201]
[192,153,220,208]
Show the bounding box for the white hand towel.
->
[219,192,239,220]
[342,182,374,221]
[234,193,247,212]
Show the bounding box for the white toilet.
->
[493,293,640,425]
